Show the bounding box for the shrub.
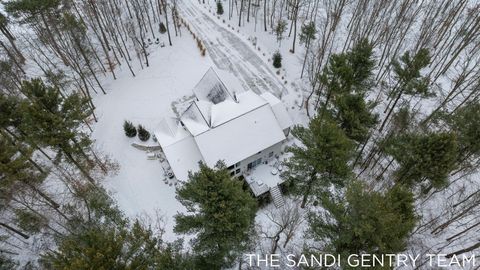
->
[123,120,137,137]
[159,22,167,34]
[217,1,224,15]
[137,125,151,141]
[14,209,46,233]
[273,51,282,68]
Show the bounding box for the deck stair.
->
[270,185,285,208]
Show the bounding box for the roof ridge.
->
[194,102,270,137]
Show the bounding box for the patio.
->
[244,159,285,197]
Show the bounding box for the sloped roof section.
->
[157,117,179,137]
[260,92,294,131]
[154,118,191,147]
[194,104,286,167]
[180,102,210,136]
[192,68,234,104]
[194,100,212,126]
[210,91,267,127]
[162,136,204,181]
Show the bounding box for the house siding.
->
[228,141,285,177]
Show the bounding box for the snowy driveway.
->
[178,1,288,98]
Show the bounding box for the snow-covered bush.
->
[273,51,282,68]
[159,22,167,34]
[123,120,137,137]
[137,125,150,141]
[217,1,224,15]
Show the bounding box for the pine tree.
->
[41,181,192,269]
[272,51,282,68]
[216,1,224,15]
[445,102,480,170]
[0,134,64,240]
[282,113,354,208]
[383,132,458,190]
[320,40,376,115]
[42,218,189,269]
[159,22,167,34]
[17,79,95,183]
[274,20,288,43]
[137,125,150,141]
[299,21,316,77]
[0,93,22,131]
[309,181,417,263]
[174,161,257,269]
[14,208,46,234]
[348,38,376,89]
[318,39,375,99]
[123,120,137,137]
[0,135,44,203]
[380,48,432,131]
[299,22,317,45]
[318,40,377,137]
[334,94,378,144]
[392,49,431,96]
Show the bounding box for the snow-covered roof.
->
[155,69,293,181]
[180,103,210,136]
[194,104,286,167]
[260,92,294,130]
[210,91,267,127]
[162,136,204,182]
[180,90,270,134]
[154,118,205,181]
[155,118,191,147]
[192,68,234,104]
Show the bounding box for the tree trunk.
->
[446,242,480,258]
[290,1,299,53]
[300,38,310,78]
[238,0,244,27]
[63,149,96,185]
[162,0,173,46]
[0,223,29,239]
[379,89,404,132]
[264,0,267,31]
[301,173,316,208]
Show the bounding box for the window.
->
[230,171,235,176]
[235,162,240,168]
[235,168,240,174]
[248,158,263,170]
[227,164,234,170]
[269,151,274,158]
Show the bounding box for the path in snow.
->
[178,1,289,98]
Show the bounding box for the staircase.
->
[270,185,285,208]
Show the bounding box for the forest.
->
[1,0,480,269]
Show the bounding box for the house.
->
[154,68,293,198]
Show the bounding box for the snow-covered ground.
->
[91,34,214,240]
[91,2,307,242]
[178,0,307,124]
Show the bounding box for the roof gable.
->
[192,68,234,104]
